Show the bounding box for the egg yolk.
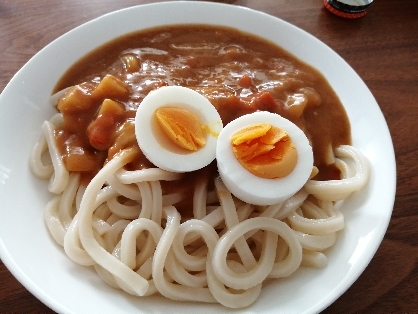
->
[231,123,298,179]
[155,106,207,151]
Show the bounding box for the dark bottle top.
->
[324,0,373,18]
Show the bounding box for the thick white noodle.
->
[304,145,370,201]
[58,173,80,229]
[295,231,337,251]
[120,218,163,268]
[237,202,255,222]
[207,259,262,308]
[32,113,370,310]
[274,189,309,220]
[135,181,153,219]
[78,149,150,296]
[288,201,345,235]
[49,86,71,106]
[107,196,141,219]
[152,206,216,303]
[63,212,95,266]
[181,205,224,245]
[150,181,163,224]
[44,195,65,246]
[165,250,207,288]
[212,217,302,287]
[29,133,53,179]
[301,249,328,268]
[106,173,142,201]
[40,115,69,194]
[172,220,209,271]
[94,185,119,208]
[92,212,112,235]
[44,172,81,246]
[215,179,257,270]
[116,168,182,184]
[75,185,86,211]
[193,177,209,219]
[94,263,120,289]
[103,220,130,253]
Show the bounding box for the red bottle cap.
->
[324,0,373,18]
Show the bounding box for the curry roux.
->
[53,25,351,213]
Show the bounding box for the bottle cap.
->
[324,0,373,18]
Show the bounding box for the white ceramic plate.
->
[0,2,396,313]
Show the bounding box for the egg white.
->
[216,111,313,206]
[135,85,223,173]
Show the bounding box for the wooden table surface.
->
[1,0,417,313]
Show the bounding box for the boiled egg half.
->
[216,111,313,206]
[135,86,223,172]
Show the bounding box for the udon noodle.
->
[29,25,370,308]
[30,114,369,308]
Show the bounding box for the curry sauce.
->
[53,25,350,189]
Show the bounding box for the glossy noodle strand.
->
[31,113,370,307]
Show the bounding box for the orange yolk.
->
[155,106,206,151]
[231,123,298,179]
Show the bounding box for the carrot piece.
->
[238,74,252,88]
[87,99,125,151]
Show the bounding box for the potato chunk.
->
[92,74,129,100]
[57,85,93,113]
